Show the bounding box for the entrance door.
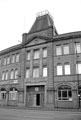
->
[36,94,40,106]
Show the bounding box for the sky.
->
[0,0,81,51]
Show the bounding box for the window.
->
[43,48,47,58]
[2,71,5,80]
[64,64,70,75]
[10,69,14,79]
[11,54,15,63]
[5,70,8,80]
[16,53,19,62]
[34,49,39,59]
[75,42,81,53]
[26,51,30,60]
[26,68,30,78]
[43,66,47,77]
[57,64,63,75]
[63,45,69,54]
[0,88,6,100]
[9,88,18,100]
[58,85,72,101]
[56,45,62,55]
[33,67,39,77]
[15,69,18,79]
[7,56,10,64]
[3,57,6,65]
[76,63,81,74]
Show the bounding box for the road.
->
[0,107,81,120]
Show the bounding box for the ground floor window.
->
[9,88,18,100]
[0,88,6,100]
[58,85,72,101]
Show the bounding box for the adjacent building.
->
[0,11,81,109]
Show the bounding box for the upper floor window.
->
[64,63,71,75]
[33,67,39,78]
[57,64,63,75]
[7,56,10,64]
[5,70,8,80]
[2,71,5,80]
[56,45,62,56]
[11,54,15,63]
[26,68,30,78]
[34,49,39,59]
[63,45,69,55]
[43,66,47,77]
[16,53,19,62]
[26,51,30,60]
[76,63,81,74]
[43,48,47,58]
[14,69,18,79]
[75,42,81,53]
[3,57,6,65]
[10,69,14,79]
[58,85,72,101]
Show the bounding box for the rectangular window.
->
[3,57,6,65]
[10,70,14,79]
[11,54,15,63]
[75,42,81,53]
[76,63,81,74]
[26,68,30,78]
[57,65,63,75]
[15,69,18,79]
[43,66,47,77]
[43,48,47,58]
[7,56,10,64]
[9,91,18,100]
[26,51,30,60]
[56,46,62,55]
[63,45,69,54]
[64,64,70,75]
[5,70,8,80]
[34,49,39,59]
[16,53,19,62]
[33,67,39,77]
[2,71,5,80]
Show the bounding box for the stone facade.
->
[0,12,81,109]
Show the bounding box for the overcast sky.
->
[0,0,81,51]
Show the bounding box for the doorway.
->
[36,94,40,106]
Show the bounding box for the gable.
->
[26,38,46,46]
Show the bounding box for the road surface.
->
[0,107,81,120]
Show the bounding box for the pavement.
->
[0,106,81,120]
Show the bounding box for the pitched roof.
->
[29,14,54,34]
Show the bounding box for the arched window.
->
[9,88,18,100]
[58,85,72,101]
[0,88,6,99]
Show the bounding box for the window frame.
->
[33,49,39,59]
[56,45,62,56]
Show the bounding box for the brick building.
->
[0,11,81,109]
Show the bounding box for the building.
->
[0,11,81,109]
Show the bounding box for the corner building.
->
[0,11,81,109]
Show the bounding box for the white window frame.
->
[16,53,19,62]
[5,70,8,80]
[75,42,81,53]
[9,88,18,100]
[64,64,71,75]
[34,49,39,59]
[2,71,5,80]
[76,63,81,74]
[43,66,47,77]
[56,45,62,56]
[11,54,15,63]
[3,57,6,65]
[43,48,47,58]
[26,51,30,60]
[26,68,30,78]
[63,44,69,55]
[7,56,10,64]
[10,69,14,79]
[57,65,63,75]
[33,67,39,78]
[15,69,18,79]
